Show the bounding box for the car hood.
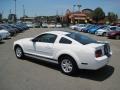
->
[15,38,33,43]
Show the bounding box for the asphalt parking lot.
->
[0,28,120,90]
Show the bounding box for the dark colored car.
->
[16,23,29,30]
[7,24,20,33]
[10,24,24,33]
[107,27,120,39]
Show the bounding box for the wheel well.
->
[58,54,77,65]
[14,44,21,51]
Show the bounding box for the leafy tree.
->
[8,14,17,23]
[0,13,2,22]
[92,7,105,23]
[107,12,118,24]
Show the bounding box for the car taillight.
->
[95,49,102,58]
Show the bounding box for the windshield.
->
[66,32,97,45]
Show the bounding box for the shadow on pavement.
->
[4,37,11,40]
[0,41,5,44]
[74,65,114,81]
[23,57,114,81]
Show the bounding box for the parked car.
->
[16,23,28,31]
[107,27,120,39]
[42,23,48,28]
[0,25,16,36]
[15,24,25,32]
[13,31,112,75]
[25,22,34,28]
[82,25,96,33]
[7,24,21,33]
[75,24,87,31]
[2,24,17,34]
[56,24,62,28]
[69,24,79,30]
[48,24,55,28]
[89,25,105,34]
[0,29,10,39]
[95,26,115,36]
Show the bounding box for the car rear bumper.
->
[78,53,112,70]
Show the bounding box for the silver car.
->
[95,26,118,36]
[0,29,10,39]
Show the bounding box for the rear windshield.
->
[66,32,97,45]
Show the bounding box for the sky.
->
[0,0,120,18]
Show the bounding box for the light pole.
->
[22,5,25,17]
[73,5,76,12]
[77,5,82,12]
[14,0,16,15]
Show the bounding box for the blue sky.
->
[0,0,120,18]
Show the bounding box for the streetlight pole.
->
[73,5,76,12]
[14,0,16,15]
[23,5,25,17]
[77,0,82,12]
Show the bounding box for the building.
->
[64,9,92,24]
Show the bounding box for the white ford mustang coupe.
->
[13,31,112,75]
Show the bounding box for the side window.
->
[110,27,116,30]
[34,34,57,43]
[59,37,72,44]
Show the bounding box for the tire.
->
[102,32,106,37]
[15,46,24,59]
[115,35,120,40]
[59,56,78,75]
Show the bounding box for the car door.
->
[23,38,36,54]
[33,33,57,58]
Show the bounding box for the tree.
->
[107,12,118,24]
[8,14,17,23]
[0,13,2,22]
[92,7,105,23]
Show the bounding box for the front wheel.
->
[15,46,24,59]
[60,56,78,75]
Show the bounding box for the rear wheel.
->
[15,46,24,59]
[59,56,78,75]
[115,35,120,40]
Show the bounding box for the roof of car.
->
[44,31,70,35]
